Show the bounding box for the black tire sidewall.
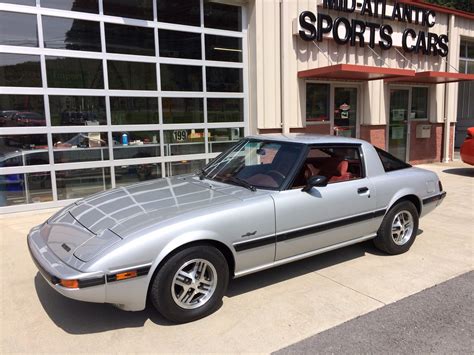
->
[375,201,419,255]
[150,245,229,323]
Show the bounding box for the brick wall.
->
[360,125,386,149]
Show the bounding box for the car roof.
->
[247,133,368,145]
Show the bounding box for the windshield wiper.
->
[226,176,256,192]
[197,168,208,180]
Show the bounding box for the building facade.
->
[0,0,473,212]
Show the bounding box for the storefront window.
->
[112,131,161,160]
[0,11,38,47]
[2,0,35,5]
[111,97,158,125]
[334,87,357,137]
[108,61,157,90]
[157,0,200,27]
[53,132,109,164]
[0,54,42,87]
[103,0,153,20]
[56,168,111,200]
[115,163,162,187]
[306,83,329,122]
[411,87,428,119]
[164,130,205,156]
[162,98,203,124]
[46,56,104,89]
[206,67,242,92]
[161,64,202,91]
[204,1,241,31]
[207,98,243,122]
[0,135,49,167]
[41,0,99,13]
[105,23,155,56]
[209,128,243,153]
[158,30,201,60]
[0,95,45,128]
[49,96,106,126]
[165,160,205,177]
[0,172,53,206]
[43,16,101,52]
[205,35,242,62]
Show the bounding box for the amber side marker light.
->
[116,271,138,280]
[60,279,79,288]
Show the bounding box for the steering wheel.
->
[265,170,286,184]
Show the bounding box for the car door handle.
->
[357,187,369,194]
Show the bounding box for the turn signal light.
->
[60,279,79,288]
[115,271,137,280]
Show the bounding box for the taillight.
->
[438,180,443,192]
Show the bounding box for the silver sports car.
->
[28,134,446,323]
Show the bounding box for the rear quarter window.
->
[375,147,411,172]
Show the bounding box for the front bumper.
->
[27,226,107,304]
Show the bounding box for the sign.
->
[298,0,448,57]
[173,130,188,142]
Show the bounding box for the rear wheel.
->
[150,245,229,323]
[373,201,419,255]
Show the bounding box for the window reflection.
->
[306,83,330,122]
[2,0,35,5]
[161,64,202,91]
[158,30,201,59]
[41,0,99,13]
[0,54,42,87]
[111,97,158,125]
[0,135,49,167]
[53,132,109,163]
[49,96,106,126]
[115,163,162,187]
[207,98,243,122]
[108,61,157,90]
[205,35,242,62]
[206,67,242,92]
[112,131,160,160]
[106,23,155,56]
[157,0,200,27]
[164,129,205,156]
[165,160,205,177]
[56,168,111,200]
[0,11,38,47]
[204,1,242,31]
[411,87,428,119]
[0,95,45,127]
[0,172,53,206]
[103,0,153,20]
[43,16,101,52]
[162,98,203,124]
[46,56,104,89]
[208,128,243,153]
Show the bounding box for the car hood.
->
[46,175,255,262]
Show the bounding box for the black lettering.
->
[438,34,449,57]
[413,6,421,25]
[381,0,391,20]
[323,0,343,10]
[427,32,438,56]
[426,10,436,27]
[402,4,413,24]
[317,13,333,41]
[402,28,416,53]
[299,11,317,41]
[414,31,428,55]
[366,22,380,48]
[379,24,393,50]
[333,17,352,45]
[392,2,403,22]
[351,20,366,47]
[346,0,356,12]
[361,0,373,16]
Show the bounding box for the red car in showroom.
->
[460,127,474,166]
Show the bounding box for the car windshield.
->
[201,139,305,190]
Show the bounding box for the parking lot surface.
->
[0,161,472,353]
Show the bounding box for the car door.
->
[273,145,379,261]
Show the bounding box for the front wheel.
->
[373,201,419,255]
[149,245,229,323]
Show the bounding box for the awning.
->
[385,71,474,84]
[298,64,416,81]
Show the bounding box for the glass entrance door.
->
[389,89,409,161]
[334,87,357,137]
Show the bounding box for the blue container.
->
[121,133,128,146]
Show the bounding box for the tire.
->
[150,245,229,323]
[373,201,419,255]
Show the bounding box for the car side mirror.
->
[302,175,327,192]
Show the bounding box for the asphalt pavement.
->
[275,271,474,354]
